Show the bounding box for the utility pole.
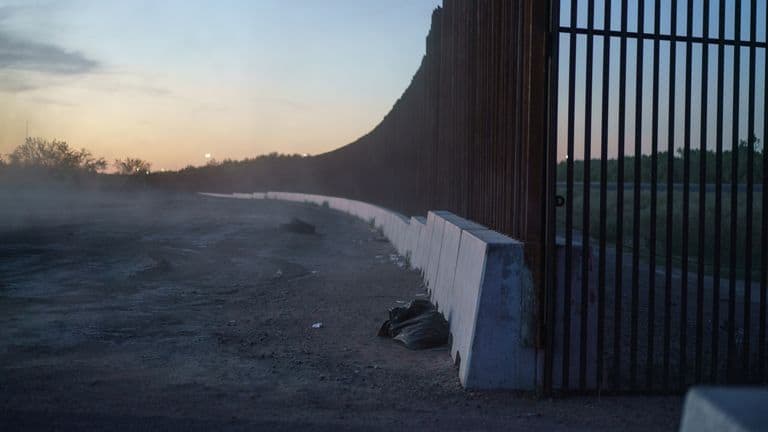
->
[25,121,28,140]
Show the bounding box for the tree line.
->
[146,153,312,192]
[0,138,152,176]
[0,137,312,193]
[558,138,765,183]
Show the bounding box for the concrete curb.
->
[199,191,538,390]
[680,387,768,432]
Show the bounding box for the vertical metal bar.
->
[579,0,595,391]
[696,0,710,384]
[630,0,645,389]
[712,0,726,384]
[728,0,742,382]
[597,0,612,391]
[563,0,579,391]
[761,0,768,383]
[543,0,561,394]
[679,0,694,390]
[663,0,678,391]
[743,0,757,377]
[646,0,661,390]
[761,5,768,381]
[614,0,629,390]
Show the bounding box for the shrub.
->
[114,157,152,175]
[9,137,107,173]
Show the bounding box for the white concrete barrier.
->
[386,213,411,256]
[412,214,435,272]
[431,213,487,309]
[199,192,240,199]
[422,211,452,289]
[198,191,537,390]
[405,216,426,264]
[449,230,536,389]
[422,212,485,290]
[680,387,768,432]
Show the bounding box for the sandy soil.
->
[0,191,682,431]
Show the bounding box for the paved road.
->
[0,190,681,431]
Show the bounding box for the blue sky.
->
[557,0,767,162]
[0,0,441,169]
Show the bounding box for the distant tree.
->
[9,137,106,173]
[114,157,152,175]
[557,135,764,183]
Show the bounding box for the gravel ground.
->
[0,191,682,431]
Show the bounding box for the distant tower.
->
[25,121,29,140]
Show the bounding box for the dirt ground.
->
[0,191,682,431]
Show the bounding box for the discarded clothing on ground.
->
[377,299,449,350]
[280,218,316,235]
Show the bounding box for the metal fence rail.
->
[547,0,767,392]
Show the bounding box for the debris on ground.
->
[311,322,323,329]
[388,254,406,268]
[377,299,449,350]
[280,218,316,235]
[130,256,172,278]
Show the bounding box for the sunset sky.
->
[0,0,441,170]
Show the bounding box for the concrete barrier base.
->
[449,230,537,389]
[199,191,539,390]
[680,387,768,432]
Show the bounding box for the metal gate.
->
[544,0,767,393]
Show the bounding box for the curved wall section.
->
[163,2,551,289]
[296,1,550,252]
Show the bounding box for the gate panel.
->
[545,0,768,393]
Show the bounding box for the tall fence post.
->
[518,0,555,357]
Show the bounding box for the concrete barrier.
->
[412,214,434,272]
[448,229,536,389]
[680,387,768,432]
[422,211,452,289]
[199,192,240,199]
[422,212,485,291]
[405,216,426,264]
[198,191,537,390]
[431,213,487,309]
[385,213,411,256]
